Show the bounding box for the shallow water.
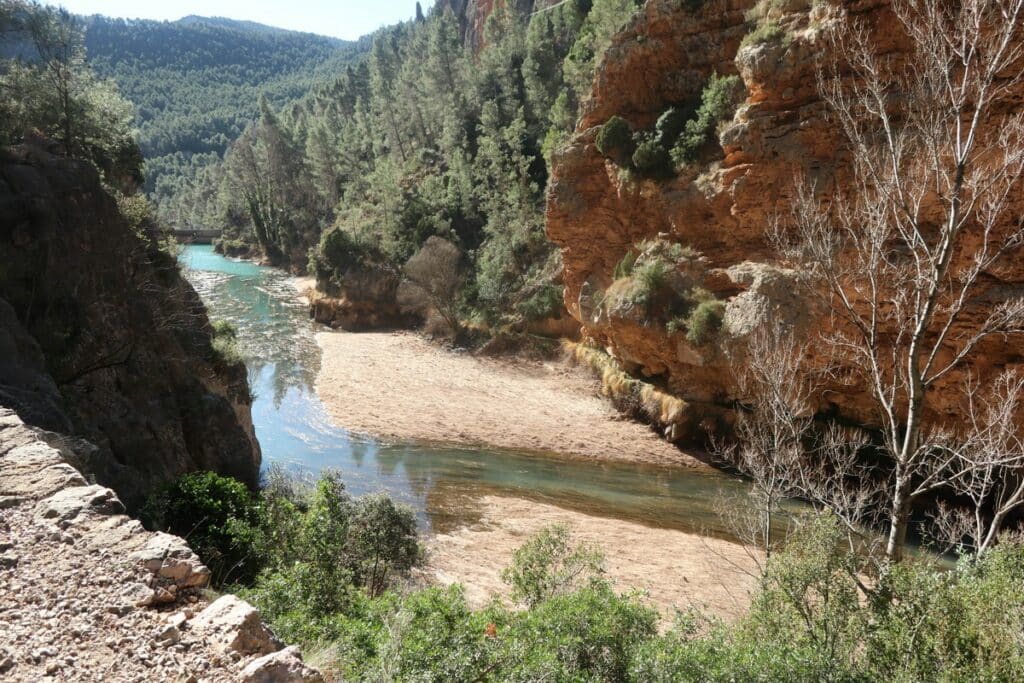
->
[180,245,752,537]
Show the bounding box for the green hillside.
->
[83,14,369,216]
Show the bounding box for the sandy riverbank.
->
[425,495,759,620]
[314,330,703,467]
[312,326,753,617]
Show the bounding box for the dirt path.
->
[424,495,759,620]
[315,330,703,467]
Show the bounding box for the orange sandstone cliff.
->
[546,0,1024,440]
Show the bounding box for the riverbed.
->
[180,245,759,615]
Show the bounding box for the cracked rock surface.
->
[0,409,323,682]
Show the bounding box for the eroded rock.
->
[191,595,281,656]
[240,646,325,683]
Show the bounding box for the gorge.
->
[2,0,1023,680]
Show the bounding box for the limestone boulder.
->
[191,595,281,656]
[129,532,210,590]
[240,646,324,683]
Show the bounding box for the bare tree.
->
[929,371,1024,553]
[775,0,1024,562]
[398,236,464,335]
[715,324,815,566]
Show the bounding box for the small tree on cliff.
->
[773,0,1024,562]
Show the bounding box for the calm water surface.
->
[180,245,751,537]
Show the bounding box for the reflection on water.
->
[180,245,750,537]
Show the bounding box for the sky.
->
[52,1,435,41]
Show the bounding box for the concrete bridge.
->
[172,228,220,244]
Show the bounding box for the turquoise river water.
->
[180,244,750,538]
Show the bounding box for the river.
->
[180,245,751,539]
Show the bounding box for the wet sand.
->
[314,330,703,467]
[425,495,759,620]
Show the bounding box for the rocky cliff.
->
[546,0,1024,438]
[0,145,261,507]
[0,408,321,682]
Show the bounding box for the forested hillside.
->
[83,15,368,221]
[186,0,642,334]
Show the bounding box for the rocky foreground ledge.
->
[0,408,322,682]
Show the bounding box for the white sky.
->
[52,1,435,40]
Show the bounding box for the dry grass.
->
[563,340,689,428]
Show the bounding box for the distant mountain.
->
[174,14,347,41]
[82,14,369,202]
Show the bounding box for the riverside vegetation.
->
[145,469,1024,681]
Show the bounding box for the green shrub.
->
[517,284,565,321]
[634,259,673,297]
[613,249,639,280]
[141,471,260,583]
[507,583,658,681]
[672,73,745,166]
[739,22,787,50]
[210,319,243,366]
[367,586,500,682]
[655,106,690,148]
[348,493,420,597]
[595,115,636,165]
[631,138,674,179]
[501,524,605,608]
[309,226,382,288]
[685,299,725,345]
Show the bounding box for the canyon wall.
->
[546,0,1024,438]
[0,145,261,507]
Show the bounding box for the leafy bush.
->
[506,583,658,681]
[655,106,690,148]
[631,138,674,179]
[685,299,726,345]
[368,586,500,682]
[348,493,420,597]
[501,524,605,607]
[517,283,565,321]
[596,115,636,165]
[141,471,260,583]
[634,259,673,297]
[672,73,745,165]
[739,22,787,50]
[309,227,385,290]
[210,319,243,367]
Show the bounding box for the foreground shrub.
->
[739,22,786,50]
[142,471,260,583]
[685,299,725,345]
[502,524,605,607]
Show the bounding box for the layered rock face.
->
[0,409,321,682]
[0,146,260,506]
[546,0,1024,437]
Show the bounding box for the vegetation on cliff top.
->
[0,1,142,188]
